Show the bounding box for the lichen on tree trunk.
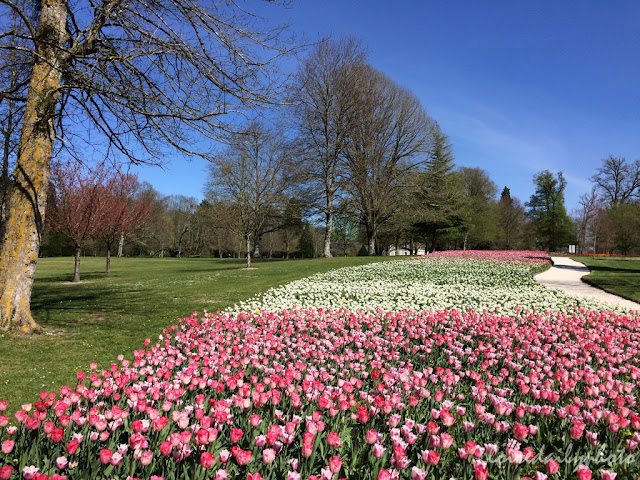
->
[0,0,69,333]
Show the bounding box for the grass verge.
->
[571,256,640,303]
[0,255,399,412]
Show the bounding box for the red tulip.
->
[201,452,215,469]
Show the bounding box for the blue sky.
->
[134,1,640,211]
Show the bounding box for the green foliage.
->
[458,167,498,249]
[526,170,573,252]
[497,186,531,250]
[607,203,640,254]
[298,222,315,258]
[411,128,465,250]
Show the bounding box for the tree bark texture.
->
[368,226,376,256]
[0,0,69,332]
[323,211,333,257]
[106,246,112,274]
[73,247,81,282]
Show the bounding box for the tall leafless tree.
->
[292,36,366,257]
[0,0,294,331]
[342,65,436,255]
[46,159,108,282]
[205,121,294,268]
[574,187,601,253]
[591,155,640,207]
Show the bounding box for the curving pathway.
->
[534,256,640,311]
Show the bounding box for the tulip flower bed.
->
[2,250,640,480]
[235,250,620,314]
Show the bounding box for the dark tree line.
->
[572,156,640,255]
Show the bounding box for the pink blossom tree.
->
[95,171,153,273]
[46,160,107,282]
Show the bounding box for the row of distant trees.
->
[31,38,640,278]
[44,160,153,281]
[40,151,640,281]
[573,156,640,255]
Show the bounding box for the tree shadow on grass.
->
[31,286,144,317]
[585,265,640,274]
[553,264,589,272]
[37,272,108,283]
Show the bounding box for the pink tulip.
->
[577,466,592,480]
[546,459,560,474]
[327,431,342,448]
[0,466,13,480]
[373,443,386,458]
[99,449,112,465]
[378,470,392,480]
[139,450,153,466]
[262,448,276,464]
[22,466,39,480]
[475,466,488,480]
[1,440,14,454]
[422,449,440,466]
[200,452,215,469]
[56,456,68,470]
[329,456,342,474]
[214,470,228,480]
[230,428,243,443]
[411,467,427,480]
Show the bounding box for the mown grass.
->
[0,255,400,412]
[572,256,640,303]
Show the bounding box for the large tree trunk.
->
[430,231,437,253]
[73,246,82,282]
[367,225,376,256]
[284,231,290,259]
[0,0,69,332]
[323,211,333,258]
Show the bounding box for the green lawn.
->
[572,256,640,303]
[0,255,399,412]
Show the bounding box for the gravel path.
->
[534,256,640,311]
